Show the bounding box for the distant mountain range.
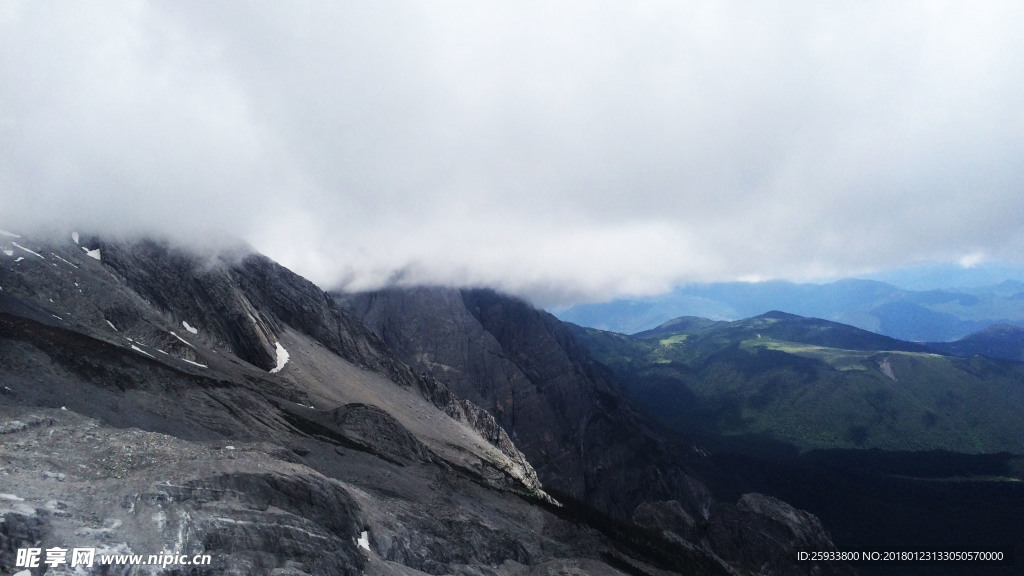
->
[554,277,1024,342]
[568,310,1024,570]
[569,310,1024,454]
[927,323,1024,362]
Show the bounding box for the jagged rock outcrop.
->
[94,237,401,377]
[326,403,433,465]
[152,471,368,576]
[705,494,858,576]
[342,286,858,576]
[0,504,49,576]
[343,288,711,516]
[88,237,542,490]
[633,500,701,542]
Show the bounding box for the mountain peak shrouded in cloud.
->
[4,1,1024,307]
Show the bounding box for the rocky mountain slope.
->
[1,230,853,576]
[0,230,626,576]
[340,287,855,576]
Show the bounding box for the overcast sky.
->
[3,2,1023,306]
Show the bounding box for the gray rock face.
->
[1,407,370,576]
[0,508,49,575]
[327,403,433,465]
[343,287,713,518]
[632,500,700,542]
[0,403,641,576]
[341,286,858,576]
[91,238,542,492]
[1,232,541,491]
[704,493,858,576]
[95,237,379,375]
[0,231,685,575]
[165,471,367,576]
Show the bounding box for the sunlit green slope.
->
[572,311,1024,454]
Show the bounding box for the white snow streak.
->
[14,257,24,263]
[106,320,118,331]
[84,248,101,261]
[72,231,80,244]
[169,331,196,348]
[50,253,79,268]
[12,243,45,259]
[2,250,12,257]
[131,344,155,358]
[357,531,370,552]
[269,341,289,374]
[0,230,20,238]
[182,359,208,368]
[182,321,198,334]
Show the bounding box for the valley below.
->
[570,311,1024,575]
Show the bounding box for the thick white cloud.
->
[3,1,1023,306]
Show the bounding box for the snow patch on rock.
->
[169,331,196,348]
[131,344,155,358]
[182,321,198,334]
[270,341,290,374]
[12,242,45,259]
[50,252,78,268]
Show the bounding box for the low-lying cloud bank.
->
[4,2,1024,306]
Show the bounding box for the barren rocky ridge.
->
[1,230,851,576]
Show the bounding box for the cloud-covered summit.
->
[4,1,1023,306]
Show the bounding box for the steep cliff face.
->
[94,237,438,386]
[86,237,541,490]
[341,287,855,576]
[344,288,708,515]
